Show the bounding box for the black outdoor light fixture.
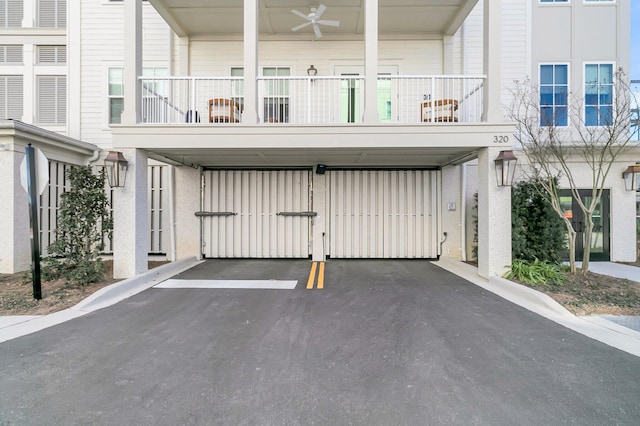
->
[622,162,640,191]
[307,65,318,83]
[104,151,129,188]
[494,150,517,187]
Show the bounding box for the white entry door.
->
[329,170,439,258]
[202,169,312,258]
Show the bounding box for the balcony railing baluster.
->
[137,75,485,125]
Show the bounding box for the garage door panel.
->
[203,170,311,258]
[329,170,437,259]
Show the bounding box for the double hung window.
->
[584,63,613,126]
[263,67,290,123]
[539,64,568,126]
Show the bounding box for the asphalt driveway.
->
[1,260,639,425]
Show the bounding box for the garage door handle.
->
[194,211,237,217]
[277,211,318,217]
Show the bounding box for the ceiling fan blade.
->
[315,4,327,20]
[291,9,310,20]
[317,19,340,27]
[313,24,322,38]
[291,21,312,32]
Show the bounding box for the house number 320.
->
[493,135,509,143]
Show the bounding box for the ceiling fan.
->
[291,4,340,39]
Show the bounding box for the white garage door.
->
[329,170,439,258]
[202,169,312,258]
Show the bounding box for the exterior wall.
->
[531,0,630,90]
[78,0,170,148]
[174,165,201,260]
[188,39,444,76]
[441,165,463,260]
[0,143,30,273]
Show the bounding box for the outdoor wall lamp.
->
[307,65,318,82]
[622,162,640,191]
[104,151,128,188]
[494,150,517,187]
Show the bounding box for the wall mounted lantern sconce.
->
[307,65,318,82]
[622,162,640,191]
[104,151,128,188]
[494,150,517,187]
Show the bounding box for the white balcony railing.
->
[139,75,485,125]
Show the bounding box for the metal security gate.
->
[329,170,439,258]
[202,169,312,258]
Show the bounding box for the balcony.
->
[139,75,485,126]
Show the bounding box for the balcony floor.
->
[111,122,514,168]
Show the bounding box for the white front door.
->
[202,169,311,258]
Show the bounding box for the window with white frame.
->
[0,45,22,64]
[108,67,123,124]
[584,0,614,3]
[38,0,66,28]
[0,75,23,119]
[540,64,568,126]
[109,66,169,124]
[584,63,613,126]
[263,67,290,123]
[37,75,66,125]
[231,67,244,113]
[141,67,168,123]
[36,45,66,64]
[0,0,23,27]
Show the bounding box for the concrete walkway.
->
[579,261,640,282]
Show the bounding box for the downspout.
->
[460,163,467,261]
[168,165,177,261]
[86,149,101,166]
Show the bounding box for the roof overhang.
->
[149,0,479,39]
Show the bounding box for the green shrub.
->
[504,259,567,288]
[43,166,112,286]
[512,178,567,263]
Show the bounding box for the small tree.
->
[512,178,566,263]
[508,68,638,275]
[44,166,112,285]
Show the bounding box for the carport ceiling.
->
[149,0,479,38]
[148,147,478,168]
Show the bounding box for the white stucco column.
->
[121,0,143,125]
[243,0,258,124]
[113,149,148,279]
[174,165,202,260]
[177,36,190,75]
[311,169,327,262]
[363,0,379,123]
[482,0,502,122]
[477,147,511,279]
[0,144,30,274]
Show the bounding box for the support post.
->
[122,0,143,125]
[243,0,259,124]
[477,147,512,278]
[113,149,148,278]
[363,0,379,123]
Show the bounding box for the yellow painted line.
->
[317,262,325,289]
[306,262,318,289]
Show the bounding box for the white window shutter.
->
[37,75,66,125]
[0,0,24,27]
[0,45,23,63]
[0,75,23,119]
[37,45,66,64]
[38,0,65,28]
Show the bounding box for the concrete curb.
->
[432,257,640,358]
[0,257,202,344]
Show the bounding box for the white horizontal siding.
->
[79,0,170,148]
[189,39,443,77]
